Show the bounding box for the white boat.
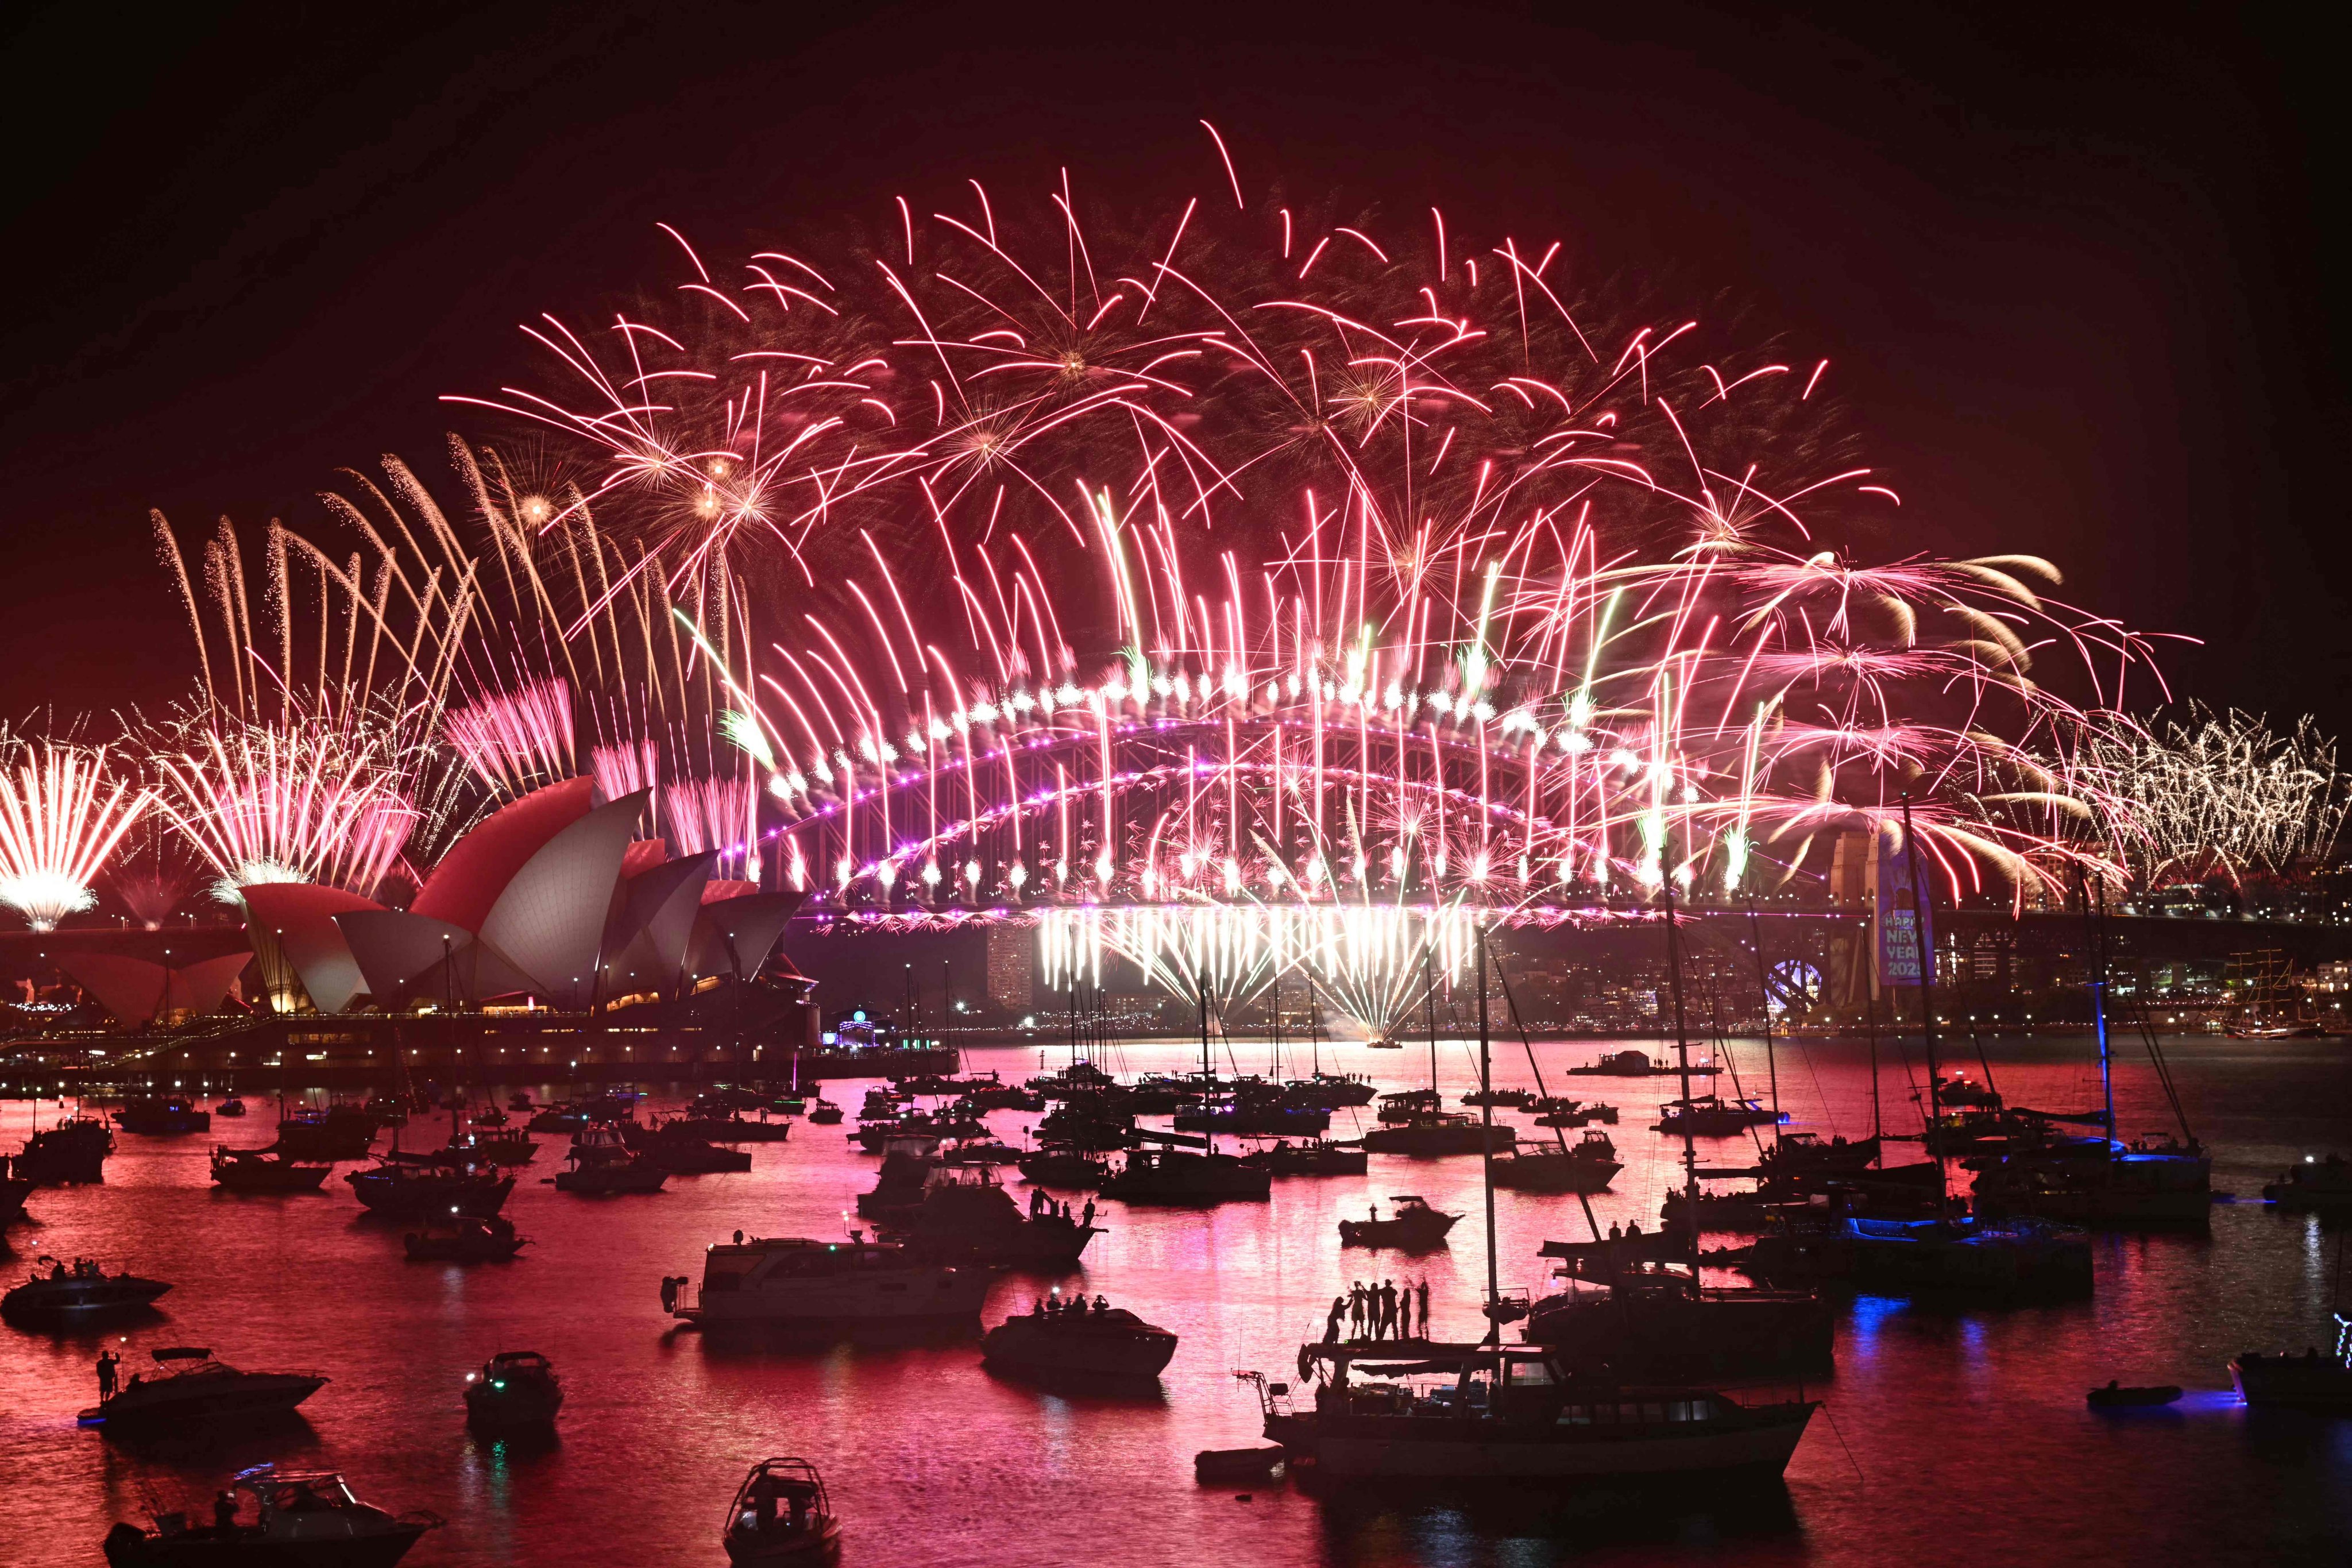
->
[662,1234,990,1328]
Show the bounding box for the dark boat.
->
[1098,1144,1272,1204]
[273,1103,382,1162]
[1017,1145,1115,1187]
[464,1350,563,1429]
[103,1464,441,1567]
[2232,1310,2352,1412]
[12,1114,113,1184]
[2086,1380,2181,1408]
[1837,1214,2094,1295]
[1489,1130,1621,1194]
[3,1257,172,1324]
[1564,1048,1675,1076]
[664,1234,990,1328]
[856,1141,939,1223]
[667,1113,794,1144]
[553,1124,667,1194]
[213,1096,246,1118]
[1971,1137,2211,1225]
[806,1098,844,1125]
[403,1215,529,1261]
[1652,1094,1781,1137]
[1521,1249,1834,1381]
[210,1146,333,1193]
[0,1168,29,1227]
[1253,1343,1815,1481]
[1284,1072,1378,1109]
[2264,1153,2352,1212]
[722,1457,840,1563]
[983,1294,1177,1380]
[1756,1131,1880,1175]
[114,1096,211,1136]
[1338,1195,1460,1250]
[1460,1088,1532,1109]
[78,1347,326,1432]
[1173,1099,1331,1136]
[346,1159,513,1219]
[889,1168,1100,1266]
[1359,1113,1515,1156]
[1241,1138,1369,1176]
[642,1124,755,1174]
[1194,1446,1287,1484]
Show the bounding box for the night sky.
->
[0,2,2336,731]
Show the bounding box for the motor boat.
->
[723,1457,840,1563]
[102,1464,441,1567]
[1489,1130,1621,1194]
[114,1096,211,1136]
[272,1103,383,1162]
[640,1123,755,1174]
[1016,1145,1114,1187]
[1652,1094,1781,1137]
[210,1146,333,1193]
[553,1124,667,1194]
[1564,1049,1675,1076]
[806,1099,844,1125]
[1241,1138,1369,1176]
[1,1169,29,1227]
[403,1215,530,1262]
[78,1347,326,1432]
[347,1158,513,1219]
[1251,1344,1815,1481]
[2087,1380,2181,1408]
[213,1096,246,1118]
[464,1350,563,1429]
[1338,1195,1460,1250]
[886,1168,1100,1268]
[1358,1113,1515,1157]
[2263,1153,2352,1211]
[1097,1146,1272,1204]
[2232,1311,2352,1412]
[12,1114,113,1183]
[662,1233,989,1328]
[3,1258,172,1324]
[982,1294,1177,1380]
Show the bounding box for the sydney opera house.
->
[24,779,817,1088]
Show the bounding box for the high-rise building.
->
[986,924,1033,1011]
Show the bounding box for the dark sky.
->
[0,2,2337,731]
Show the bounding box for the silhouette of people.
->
[1379,1279,1399,1339]
[1324,1295,1346,1343]
[1418,1278,1431,1335]
[1399,1284,1413,1341]
[213,1492,238,1534]
[96,1350,119,1400]
[1347,1281,1366,1337]
[1082,1200,1095,1229]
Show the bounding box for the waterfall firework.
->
[0,740,149,931]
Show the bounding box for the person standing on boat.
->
[1379,1279,1399,1339]
[1398,1283,1413,1341]
[95,1350,119,1401]
[1324,1295,1346,1343]
[1348,1282,1366,1338]
[1416,1278,1431,1338]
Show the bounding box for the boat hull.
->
[3,1278,172,1324]
[80,1374,326,1431]
[2231,1356,2352,1412]
[681,1267,991,1327]
[103,1522,430,1567]
[982,1320,1177,1378]
[1303,1411,1812,1479]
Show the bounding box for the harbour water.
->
[4,1032,2350,1566]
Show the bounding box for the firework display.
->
[0,740,147,932]
[2091,704,2351,888]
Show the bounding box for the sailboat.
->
[1358,953,1515,1156]
[1098,980,1270,1203]
[1248,917,1818,1481]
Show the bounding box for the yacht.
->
[1564,1048,1675,1076]
[113,1096,211,1136]
[2264,1153,2352,1212]
[403,1215,530,1262]
[1250,1343,1815,1480]
[209,1146,333,1193]
[887,1169,1099,1266]
[1339,1196,1461,1250]
[464,1350,564,1429]
[1489,1130,1621,1194]
[12,1114,113,1183]
[1098,1145,1272,1203]
[347,1156,512,1218]
[78,1347,326,1432]
[2233,1311,2352,1412]
[662,1233,990,1327]
[723,1457,839,1563]
[1241,1138,1368,1176]
[982,1294,1177,1380]
[553,1123,667,1194]
[3,1258,172,1324]
[1652,1095,1781,1137]
[102,1465,440,1567]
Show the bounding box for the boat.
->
[1461,1088,1532,1109]
[114,1096,211,1136]
[1284,1072,1378,1109]
[347,1158,513,1218]
[1489,1130,1621,1194]
[938,1139,1021,1167]
[11,1114,113,1183]
[806,1098,844,1125]
[1017,1145,1115,1187]
[1661,1186,1773,1231]
[1194,1446,1287,1483]
[102,1464,441,1567]
[1241,1138,1369,1176]
[403,1215,529,1262]
[209,1146,333,1193]
[1365,1036,1403,1049]
[982,1293,1177,1380]
[2086,1380,2182,1408]
[1098,1144,1272,1203]
[527,1104,586,1134]
[1652,1094,1781,1136]
[889,1168,1100,1266]
[3,1257,172,1324]
[1839,1214,2094,1295]
[1339,1195,1461,1250]
[508,1092,534,1113]
[1173,1101,1331,1136]
[1565,1048,1675,1076]
[663,1233,990,1328]
[1360,1113,1515,1156]
[1521,1251,1833,1381]
[553,1123,668,1194]
[1253,1343,1816,1481]
[2265,1154,2352,1211]
[1756,1131,1880,1175]
[641,1123,755,1174]
[272,1103,382,1162]
[2232,1311,2352,1412]
[78,1347,326,1431]
[668,1113,794,1144]
[214,1096,246,1118]
[1970,1136,2211,1225]
[464,1350,563,1428]
[723,1457,840,1563]
[1,1169,29,1226]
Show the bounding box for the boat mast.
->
[1863,969,1883,1156]
[2082,864,2117,1161]
[1898,793,1944,1186]
[1743,904,1782,1138]
[1199,968,1214,1157]
[1476,917,1500,1342]
[1426,945,1439,1100]
[1659,849,1700,1293]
